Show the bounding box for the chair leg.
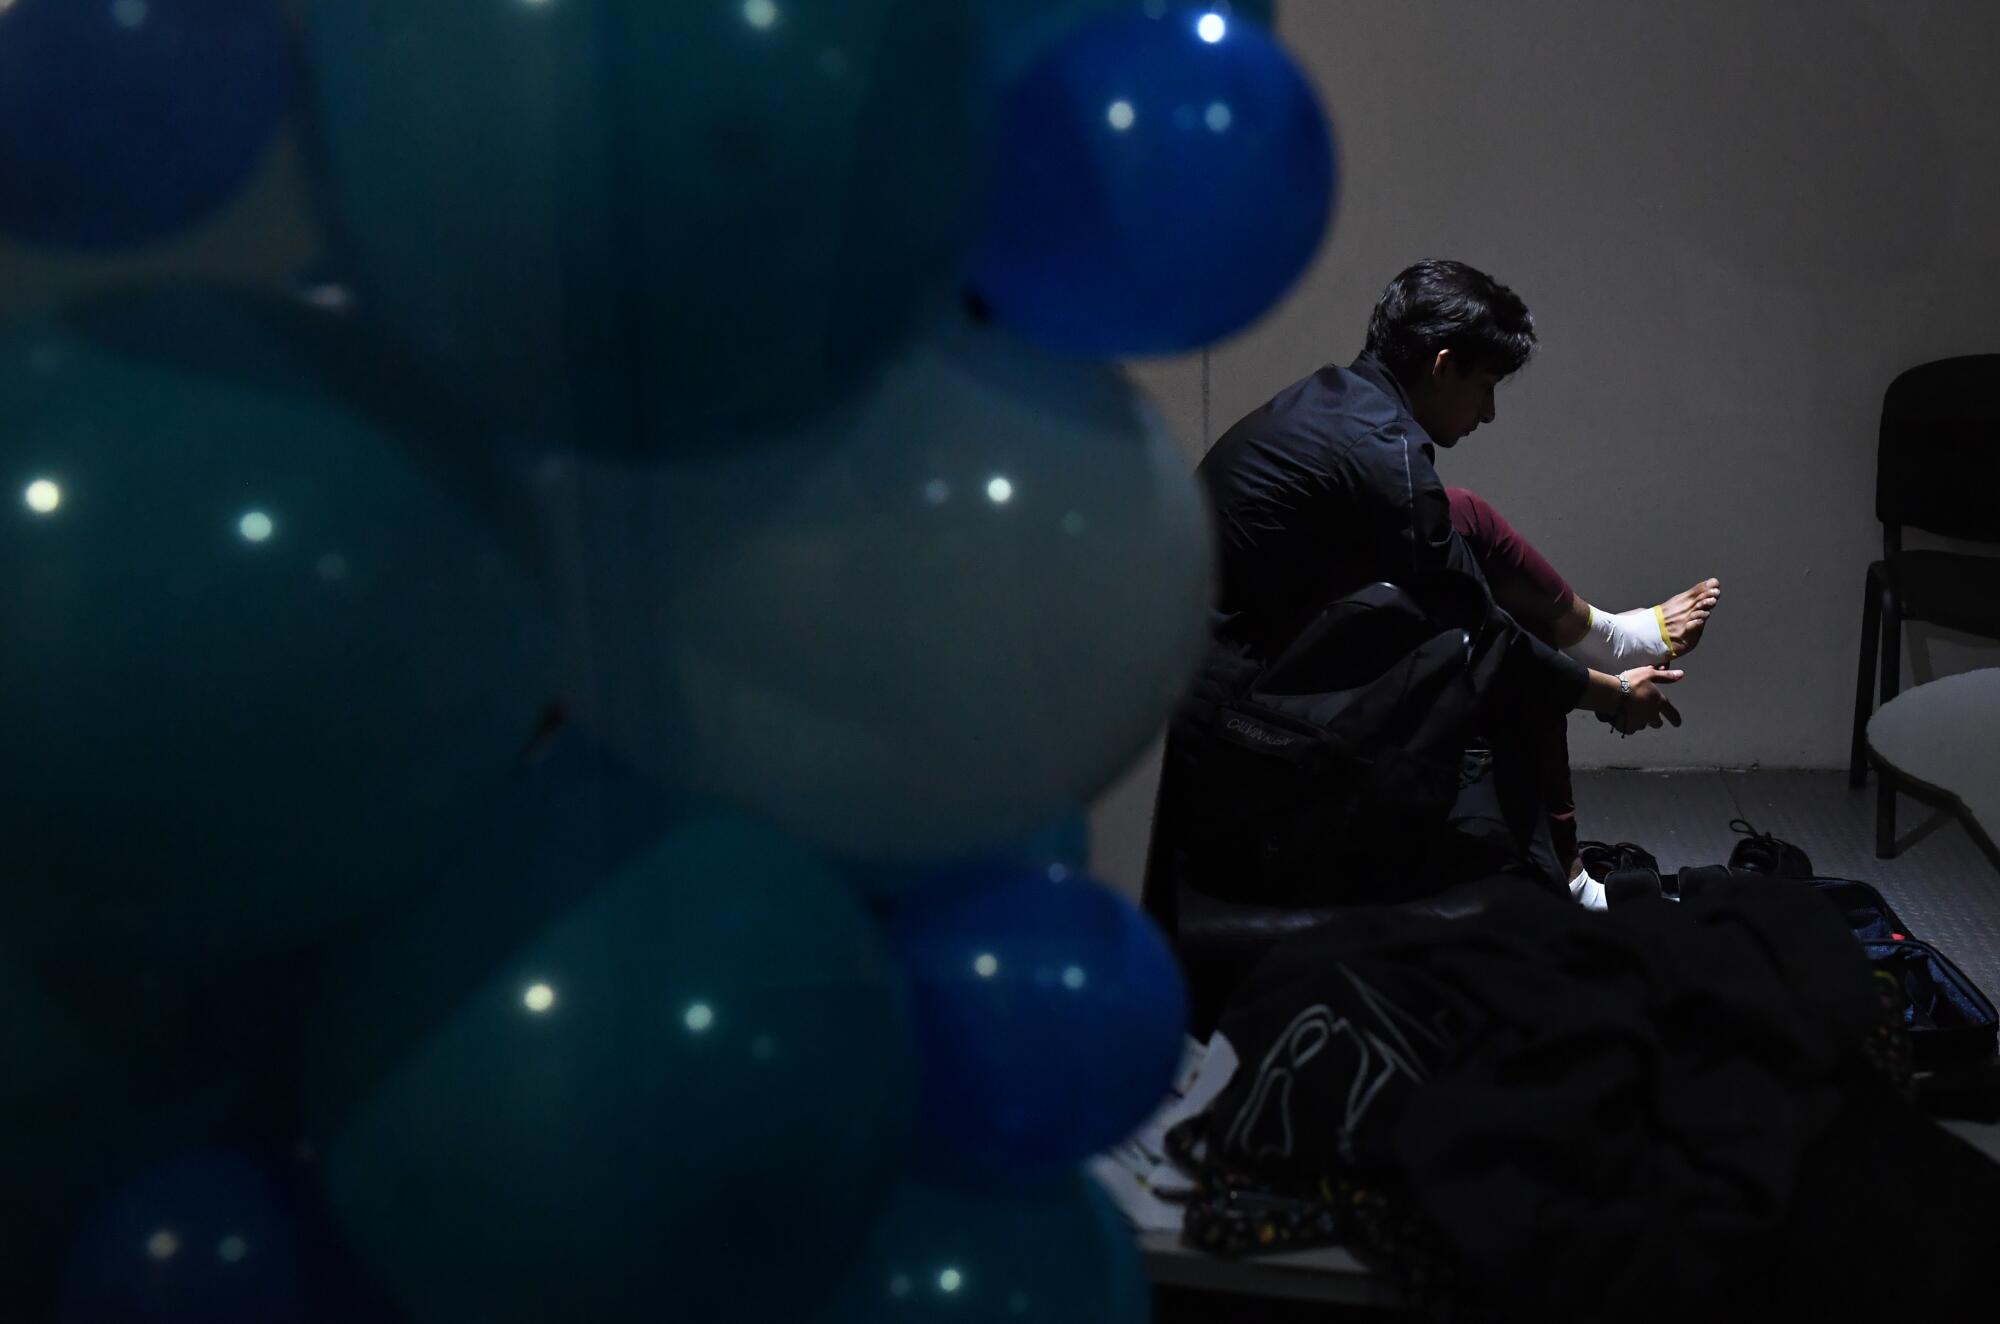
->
[1850,566,1882,787]
[1879,589,1902,707]
[1877,768,1898,859]
[1875,589,1902,857]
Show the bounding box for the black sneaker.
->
[1727,819,1813,877]
[1604,865,1667,906]
[1579,839,1661,878]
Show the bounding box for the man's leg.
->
[1446,487,1584,879]
[1446,487,1722,890]
[1445,486,1723,658]
[1446,487,1583,645]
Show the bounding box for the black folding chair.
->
[1850,356,2000,856]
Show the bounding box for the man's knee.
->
[1444,485,1495,545]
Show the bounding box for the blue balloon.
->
[0,0,290,249]
[971,5,1336,355]
[4,904,350,1310]
[889,871,1188,1169]
[979,0,1273,86]
[850,814,1092,902]
[307,0,986,450]
[0,949,252,1315]
[810,1171,1150,1324]
[309,816,915,1324]
[58,1152,305,1324]
[0,289,556,963]
[556,308,1212,860]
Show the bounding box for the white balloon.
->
[551,315,1213,860]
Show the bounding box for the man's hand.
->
[1614,666,1684,733]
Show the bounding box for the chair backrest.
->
[1878,355,2000,545]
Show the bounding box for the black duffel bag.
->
[1629,866,1991,1073]
[1863,937,2000,1071]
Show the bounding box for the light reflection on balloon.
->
[977,0,1274,87]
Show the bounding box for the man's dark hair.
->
[1363,259,1537,386]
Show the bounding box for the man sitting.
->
[1185,259,1713,904]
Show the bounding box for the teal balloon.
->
[558,309,1214,860]
[980,0,1274,85]
[810,1172,1149,1324]
[0,290,555,962]
[310,817,915,1324]
[302,720,683,1136]
[307,0,986,451]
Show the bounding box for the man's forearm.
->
[1577,668,1626,717]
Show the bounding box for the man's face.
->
[1409,353,1503,448]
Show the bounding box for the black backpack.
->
[1153,571,1493,907]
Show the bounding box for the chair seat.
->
[1888,551,2000,638]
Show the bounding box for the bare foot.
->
[1659,578,1721,656]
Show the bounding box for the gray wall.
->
[1094,0,2000,900]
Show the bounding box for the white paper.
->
[1089,1033,1240,1231]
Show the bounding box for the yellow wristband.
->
[1654,604,1674,659]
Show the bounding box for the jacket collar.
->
[1348,351,1437,459]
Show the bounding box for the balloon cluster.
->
[0,1,1335,1319]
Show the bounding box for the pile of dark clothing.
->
[1168,875,2000,1323]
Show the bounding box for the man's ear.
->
[1430,347,1455,381]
